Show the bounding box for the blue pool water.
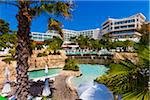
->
[71,64,109,88]
[28,68,62,79]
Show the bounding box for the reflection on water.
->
[71,64,109,88]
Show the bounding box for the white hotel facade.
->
[30,13,146,42]
[101,13,146,42]
[30,30,60,42]
[63,28,100,42]
[30,28,100,42]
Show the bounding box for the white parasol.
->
[44,65,48,74]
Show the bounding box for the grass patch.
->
[63,59,79,71]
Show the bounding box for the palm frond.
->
[108,63,129,74]
[41,1,72,17]
[48,18,63,38]
[97,71,130,94]
[122,90,150,100]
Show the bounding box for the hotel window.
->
[128,19,135,23]
[115,22,120,25]
[128,25,135,28]
[114,26,119,29]
[127,20,131,23]
[132,19,135,22]
[124,20,128,23]
[121,26,127,28]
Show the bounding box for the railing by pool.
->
[65,49,114,56]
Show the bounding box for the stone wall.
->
[0,49,67,91]
[28,50,67,71]
[113,52,138,63]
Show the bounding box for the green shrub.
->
[49,51,61,55]
[2,57,15,64]
[37,52,47,57]
[49,51,52,55]
[56,51,61,55]
[63,59,79,71]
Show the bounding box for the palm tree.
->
[96,45,149,100]
[0,0,72,99]
[76,35,91,49]
[95,23,149,100]
[96,22,150,100]
[46,37,63,51]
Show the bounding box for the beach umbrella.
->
[1,66,11,96]
[4,66,10,80]
[42,78,51,97]
[79,83,114,100]
[77,82,93,96]
[1,81,11,96]
[44,65,48,74]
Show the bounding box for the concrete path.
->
[52,75,78,100]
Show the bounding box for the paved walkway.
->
[52,75,78,100]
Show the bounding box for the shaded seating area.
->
[28,78,54,99]
[7,79,54,100]
[0,77,54,100]
[29,80,44,97]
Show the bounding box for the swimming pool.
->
[71,64,109,88]
[28,68,62,79]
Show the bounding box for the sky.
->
[0,0,149,32]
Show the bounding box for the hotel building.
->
[30,28,100,42]
[30,30,60,42]
[63,28,100,42]
[101,13,146,42]
[30,13,146,43]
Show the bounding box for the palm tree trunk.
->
[15,1,31,99]
[113,94,119,100]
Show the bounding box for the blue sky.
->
[0,0,149,32]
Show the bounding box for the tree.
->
[96,45,149,100]
[63,59,79,71]
[0,1,72,99]
[0,19,17,64]
[70,36,77,43]
[0,19,15,50]
[89,39,103,50]
[101,33,112,49]
[0,18,10,34]
[0,32,17,56]
[137,23,150,45]
[76,35,90,49]
[45,36,63,52]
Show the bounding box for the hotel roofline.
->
[101,13,146,26]
[62,28,100,32]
